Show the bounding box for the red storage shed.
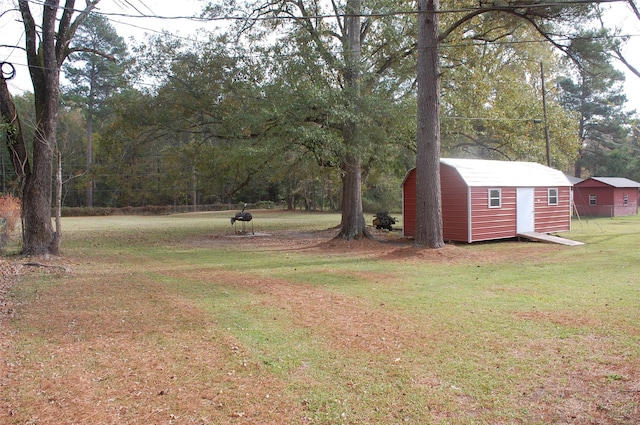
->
[403,158,573,243]
[573,177,640,217]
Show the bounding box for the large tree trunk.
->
[14,0,100,254]
[22,154,57,255]
[336,0,369,240]
[414,0,444,248]
[338,140,369,239]
[21,101,59,254]
[19,1,61,255]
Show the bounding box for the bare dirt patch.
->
[191,226,563,265]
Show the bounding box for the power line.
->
[5,29,640,96]
[442,116,543,121]
[5,0,636,50]
[16,0,633,22]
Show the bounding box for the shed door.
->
[517,188,535,233]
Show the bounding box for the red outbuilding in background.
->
[573,177,640,218]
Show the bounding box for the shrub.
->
[0,195,21,232]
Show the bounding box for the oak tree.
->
[225,0,419,239]
[0,0,100,255]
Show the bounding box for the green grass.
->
[4,211,640,424]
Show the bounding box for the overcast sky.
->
[604,2,640,113]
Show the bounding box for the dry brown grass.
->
[1,223,639,424]
[0,257,303,424]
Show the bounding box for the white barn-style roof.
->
[440,158,572,187]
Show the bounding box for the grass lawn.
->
[1,210,639,424]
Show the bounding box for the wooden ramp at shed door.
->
[517,232,585,246]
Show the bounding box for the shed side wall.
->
[573,186,639,217]
[469,187,517,242]
[612,188,639,216]
[403,170,417,237]
[441,164,470,242]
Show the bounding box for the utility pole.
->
[540,62,551,167]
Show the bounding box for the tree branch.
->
[596,3,640,79]
[438,4,582,66]
[627,0,640,20]
[17,0,41,86]
[56,0,76,64]
[60,0,101,63]
[505,9,580,64]
[66,47,117,62]
[448,131,514,160]
[439,9,487,42]
[330,0,344,35]
[0,44,26,52]
[612,45,640,79]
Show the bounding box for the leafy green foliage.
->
[557,28,634,176]
[60,12,131,207]
[440,19,580,169]
[35,0,639,213]
[63,13,129,111]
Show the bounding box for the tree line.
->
[1,0,639,254]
